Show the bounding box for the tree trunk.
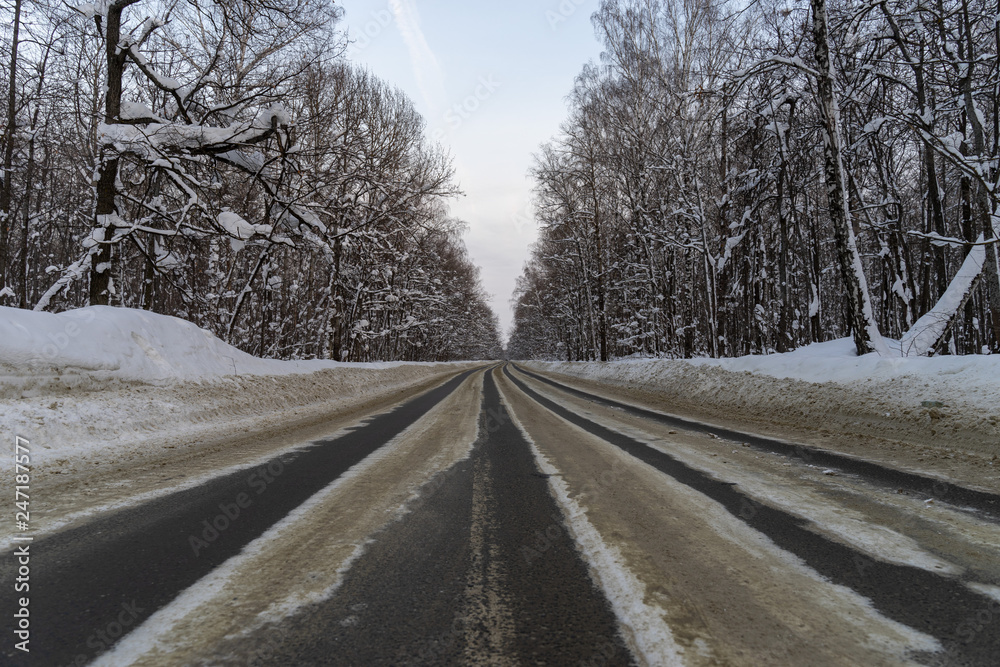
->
[957,0,1000,352]
[90,2,137,306]
[141,239,156,310]
[810,0,886,356]
[19,130,33,309]
[986,225,1000,350]
[329,235,344,361]
[0,0,22,302]
[988,0,1000,351]
[19,70,47,310]
[900,242,986,355]
[593,192,609,362]
[776,138,791,352]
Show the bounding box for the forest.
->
[0,0,503,362]
[509,0,1000,361]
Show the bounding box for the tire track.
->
[0,367,482,666]
[215,367,635,665]
[513,364,1000,521]
[504,364,1000,666]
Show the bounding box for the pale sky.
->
[338,0,604,339]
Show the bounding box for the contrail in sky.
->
[388,0,447,112]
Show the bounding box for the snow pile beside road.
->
[691,338,999,406]
[0,306,470,470]
[527,340,1000,460]
[0,306,398,393]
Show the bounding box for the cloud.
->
[388,0,447,111]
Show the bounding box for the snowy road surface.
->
[3,364,999,666]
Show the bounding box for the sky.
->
[337,0,605,339]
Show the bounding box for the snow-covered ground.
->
[527,339,1000,469]
[0,305,400,392]
[690,338,998,403]
[0,306,470,471]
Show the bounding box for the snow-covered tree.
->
[1,1,502,362]
[510,0,999,359]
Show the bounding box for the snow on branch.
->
[119,101,167,124]
[33,253,91,312]
[217,211,272,241]
[98,107,288,158]
[907,231,1000,248]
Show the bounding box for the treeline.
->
[0,0,502,362]
[509,0,1000,360]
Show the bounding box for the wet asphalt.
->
[504,364,1000,667]
[0,368,480,666]
[218,367,634,666]
[4,360,996,666]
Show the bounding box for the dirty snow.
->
[496,385,687,667]
[527,338,1000,462]
[0,306,467,471]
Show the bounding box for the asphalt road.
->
[0,368,480,666]
[3,363,999,666]
[503,365,1000,666]
[214,369,634,666]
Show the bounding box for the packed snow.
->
[528,338,1000,464]
[0,306,396,387]
[502,391,687,667]
[0,306,466,470]
[690,337,998,406]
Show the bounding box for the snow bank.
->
[527,339,1000,462]
[689,338,999,413]
[0,306,403,393]
[0,306,470,470]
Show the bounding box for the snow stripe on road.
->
[497,379,686,667]
[504,364,1000,665]
[0,367,482,666]
[514,364,1000,520]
